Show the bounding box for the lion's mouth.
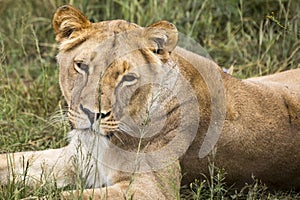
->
[105,132,114,139]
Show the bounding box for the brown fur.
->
[0,5,299,199]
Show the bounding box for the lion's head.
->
[52,5,204,171]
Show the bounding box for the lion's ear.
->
[145,21,178,53]
[52,5,92,42]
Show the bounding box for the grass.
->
[0,0,299,199]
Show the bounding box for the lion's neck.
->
[67,130,116,187]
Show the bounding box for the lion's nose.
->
[80,104,99,125]
[96,113,101,120]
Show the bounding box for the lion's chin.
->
[69,127,108,138]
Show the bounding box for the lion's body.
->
[0,5,299,199]
[176,47,300,189]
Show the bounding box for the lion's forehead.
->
[60,19,141,52]
[89,20,143,50]
[93,20,140,34]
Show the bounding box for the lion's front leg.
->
[63,160,181,200]
[62,181,130,200]
[0,146,74,187]
[64,178,179,200]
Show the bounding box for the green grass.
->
[0,0,299,199]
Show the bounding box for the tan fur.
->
[0,5,299,199]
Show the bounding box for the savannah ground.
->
[0,0,299,199]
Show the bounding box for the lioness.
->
[1,5,300,199]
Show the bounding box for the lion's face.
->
[53,6,181,143]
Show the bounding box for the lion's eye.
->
[74,62,89,73]
[122,74,137,82]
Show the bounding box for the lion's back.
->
[246,68,300,130]
[246,68,300,91]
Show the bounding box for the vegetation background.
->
[0,0,299,199]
